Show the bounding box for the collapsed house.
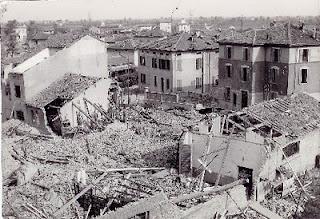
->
[25,73,112,135]
[180,93,320,201]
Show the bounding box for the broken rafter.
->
[53,167,164,217]
[72,102,101,128]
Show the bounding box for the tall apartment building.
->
[218,24,320,110]
[137,33,219,93]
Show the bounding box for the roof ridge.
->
[173,33,185,51]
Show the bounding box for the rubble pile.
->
[2,105,206,218]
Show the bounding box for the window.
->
[196,77,202,88]
[5,83,11,96]
[139,56,145,66]
[270,67,279,83]
[272,48,280,62]
[241,67,249,82]
[226,64,232,78]
[140,73,146,84]
[166,78,170,90]
[196,58,203,70]
[283,141,300,159]
[226,46,232,59]
[177,80,182,91]
[243,47,249,61]
[15,85,21,98]
[233,93,237,106]
[177,53,181,56]
[225,87,231,101]
[130,211,150,219]
[301,68,308,83]
[154,76,157,87]
[241,90,249,108]
[159,59,170,70]
[301,49,309,62]
[15,111,24,121]
[152,58,157,68]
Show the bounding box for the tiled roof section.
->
[243,93,320,139]
[135,29,168,38]
[26,73,99,108]
[45,32,86,48]
[30,32,50,40]
[140,33,218,52]
[107,39,139,50]
[219,24,320,47]
[2,47,45,66]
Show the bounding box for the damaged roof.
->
[26,73,99,108]
[140,32,218,52]
[243,93,320,139]
[219,24,320,47]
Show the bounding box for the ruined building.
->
[180,93,320,201]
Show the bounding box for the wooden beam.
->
[171,179,246,203]
[72,102,100,127]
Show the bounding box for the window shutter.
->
[299,49,303,62]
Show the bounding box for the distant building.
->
[2,35,108,128]
[159,22,172,33]
[218,24,320,110]
[178,19,191,33]
[14,24,27,44]
[28,32,49,48]
[137,33,219,93]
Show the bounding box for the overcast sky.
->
[2,0,320,21]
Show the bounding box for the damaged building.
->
[180,93,320,201]
[2,35,109,134]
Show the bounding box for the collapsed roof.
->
[26,73,99,108]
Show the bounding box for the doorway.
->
[241,90,248,108]
[238,166,253,198]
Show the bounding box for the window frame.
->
[154,75,157,87]
[226,46,232,59]
[301,49,309,62]
[15,85,21,98]
[140,73,146,84]
[139,56,146,66]
[272,48,280,63]
[195,58,203,70]
[177,79,182,91]
[225,87,231,101]
[242,47,249,61]
[270,66,279,84]
[225,63,232,78]
[240,66,250,82]
[282,141,300,159]
[166,78,170,90]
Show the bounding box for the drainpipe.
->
[201,52,204,94]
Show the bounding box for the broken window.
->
[15,85,21,98]
[140,74,146,84]
[152,58,157,68]
[243,47,249,61]
[226,46,232,59]
[15,110,24,121]
[139,56,145,66]
[283,141,300,159]
[166,78,170,90]
[225,87,231,101]
[241,67,249,82]
[196,77,202,89]
[301,68,308,83]
[195,58,203,70]
[272,48,280,62]
[226,64,232,78]
[154,76,157,87]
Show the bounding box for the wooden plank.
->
[249,202,283,219]
[171,179,246,203]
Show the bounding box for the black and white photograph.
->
[1,0,320,218]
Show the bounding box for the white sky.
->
[2,0,320,21]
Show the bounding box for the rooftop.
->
[30,32,50,41]
[219,24,320,47]
[140,32,218,52]
[242,93,320,139]
[45,32,87,48]
[26,73,99,108]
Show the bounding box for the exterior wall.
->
[59,79,111,127]
[107,48,135,66]
[138,50,218,94]
[15,26,27,43]
[287,47,320,95]
[178,24,191,33]
[25,106,50,134]
[22,36,108,100]
[190,131,267,185]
